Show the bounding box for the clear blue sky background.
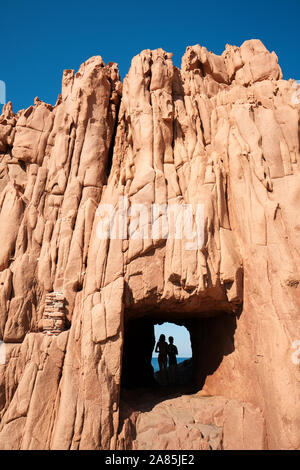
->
[153,323,192,358]
[1,0,299,112]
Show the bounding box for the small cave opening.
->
[120,310,237,393]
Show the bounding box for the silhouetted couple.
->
[155,334,178,384]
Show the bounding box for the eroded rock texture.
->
[0,39,299,450]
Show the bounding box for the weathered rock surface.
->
[0,39,299,450]
[117,389,266,450]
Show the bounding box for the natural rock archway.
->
[121,310,237,391]
[119,310,239,450]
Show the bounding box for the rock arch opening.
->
[121,309,237,392]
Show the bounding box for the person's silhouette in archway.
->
[168,336,178,384]
[155,334,168,384]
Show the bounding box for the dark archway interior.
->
[121,310,237,391]
[121,318,156,389]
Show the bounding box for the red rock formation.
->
[0,39,299,450]
[118,390,266,450]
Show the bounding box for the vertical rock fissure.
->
[105,100,121,180]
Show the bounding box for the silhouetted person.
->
[155,334,168,371]
[168,336,178,384]
[155,334,168,385]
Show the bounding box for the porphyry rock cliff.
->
[0,39,299,450]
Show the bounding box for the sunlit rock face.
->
[0,39,299,450]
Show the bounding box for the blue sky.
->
[153,323,192,358]
[1,0,299,112]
